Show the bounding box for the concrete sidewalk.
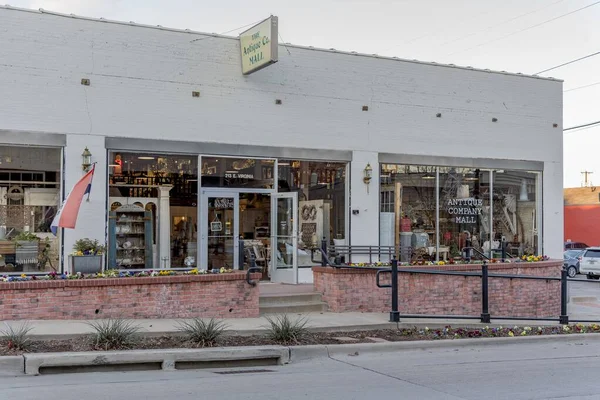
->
[1,312,569,340]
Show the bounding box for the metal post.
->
[239,238,245,270]
[560,269,569,325]
[465,237,472,262]
[321,237,327,267]
[481,261,491,323]
[390,257,400,322]
[501,238,506,262]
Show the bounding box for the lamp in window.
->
[81,147,92,171]
[464,171,479,181]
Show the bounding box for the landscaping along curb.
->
[4,333,600,376]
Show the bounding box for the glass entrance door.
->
[270,193,298,284]
[201,190,239,270]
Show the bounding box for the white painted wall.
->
[0,8,563,258]
[63,135,107,260]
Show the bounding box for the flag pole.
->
[86,163,97,202]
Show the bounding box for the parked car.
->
[563,249,584,278]
[565,241,589,250]
[578,247,600,279]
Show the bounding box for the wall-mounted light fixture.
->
[422,172,435,180]
[363,163,373,193]
[82,147,92,171]
[363,163,373,184]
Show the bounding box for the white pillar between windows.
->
[158,185,172,268]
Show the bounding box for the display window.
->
[108,151,198,269]
[380,164,541,262]
[0,145,61,273]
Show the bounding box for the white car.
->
[578,247,600,279]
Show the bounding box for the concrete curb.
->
[0,356,24,376]
[290,333,600,360]
[4,334,600,376]
[22,346,290,376]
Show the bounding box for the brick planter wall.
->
[313,261,562,318]
[0,273,261,320]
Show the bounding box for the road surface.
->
[1,337,600,399]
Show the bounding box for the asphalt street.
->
[2,337,600,400]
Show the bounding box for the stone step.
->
[259,301,329,315]
[259,292,323,306]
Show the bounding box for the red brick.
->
[0,273,259,320]
[313,261,562,316]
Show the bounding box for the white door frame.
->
[270,192,299,284]
[200,189,240,270]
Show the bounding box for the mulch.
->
[0,325,593,356]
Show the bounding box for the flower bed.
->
[0,270,261,320]
[347,255,550,268]
[1,268,235,283]
[1,323,599,356]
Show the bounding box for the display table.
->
[427,246,450,261]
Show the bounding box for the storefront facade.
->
[0,7,563,281]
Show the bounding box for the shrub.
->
[1,322,33,351]
[87,319,140,350]
[73,238,106,256]
[176,318,228,347]
[264,314,309,344]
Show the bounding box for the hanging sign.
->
[210,221,223,232]
[239,16,278,75]
[446,198,483,224]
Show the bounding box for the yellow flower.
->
[508,331,514,337]
[20,274,26,278]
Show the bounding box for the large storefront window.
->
[438,168,490,260]
[0,146,61,273]
[278,160,347,250]
[108,152,198,269]
[491,170,540,257]
[380,164,541,262]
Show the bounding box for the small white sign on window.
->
[211,221,223,232]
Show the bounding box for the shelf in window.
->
[116,233,145,236]
[117,220,145,224]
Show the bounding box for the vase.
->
[70,255,103,274]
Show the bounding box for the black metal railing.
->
[372,257,587,324]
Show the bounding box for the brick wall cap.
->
[313,260,563,275]
[0,272,261,290]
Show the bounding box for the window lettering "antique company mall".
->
[446,198,483,224]
[243,30,270,65]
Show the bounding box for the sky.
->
[6,0,600,188]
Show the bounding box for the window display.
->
[108,151,198,268]
[278,160,347,251]
[380,164,541,262]
[0,146,61,273]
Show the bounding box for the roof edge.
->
[0,4,563,82]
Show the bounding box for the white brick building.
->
[0,6,563,283]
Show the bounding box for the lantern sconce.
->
[82,147,92,171]
[363,163,373,193]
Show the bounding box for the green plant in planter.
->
[13,231,40,242]
[73,238,106,256]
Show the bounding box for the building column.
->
[63,135,106,271]
[158,185,172,268]
[349,151,380,260]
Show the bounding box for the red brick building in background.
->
[564,187,600,247]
